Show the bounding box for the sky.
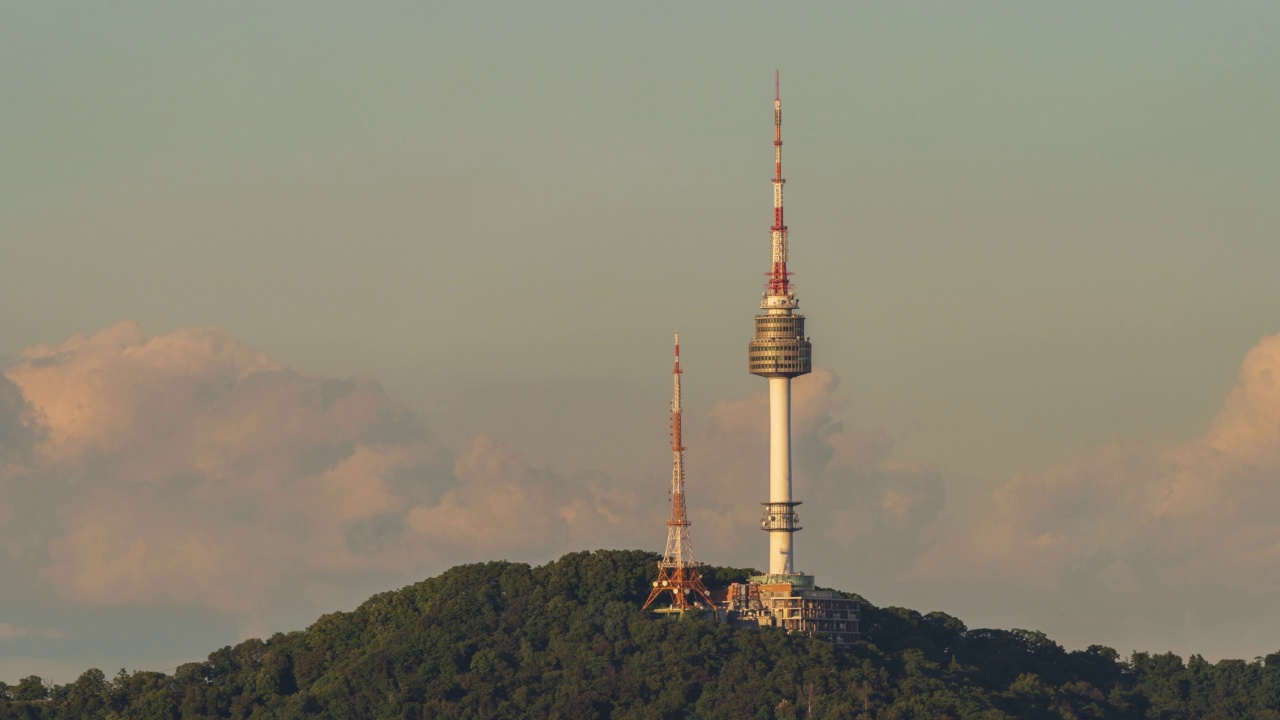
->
[2,1,1280,682]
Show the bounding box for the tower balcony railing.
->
[760,501,802,532]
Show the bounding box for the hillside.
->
[2,550,1279,720]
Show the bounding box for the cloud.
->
[911,330,1280,656]
[0,623,26,641]
[0,373,43,532]
[0,372,41,468]
[405,435,632,560]
[1,322,631,628]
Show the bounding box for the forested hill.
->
[3,550,1280,720]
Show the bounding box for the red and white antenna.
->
[769,68,791,297]
[643,333,715,614]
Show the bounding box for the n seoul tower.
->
[748,71,813,576]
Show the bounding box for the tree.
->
[12,676,47,702]
[64,669,110,717]
[800,682,820,718]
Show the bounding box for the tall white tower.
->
[748,71,812,576]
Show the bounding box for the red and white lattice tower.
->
[643,333,715,613]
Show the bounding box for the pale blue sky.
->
[2,2,1279,680]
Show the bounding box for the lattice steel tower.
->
[643,333,715,613]
[749,71,812,576]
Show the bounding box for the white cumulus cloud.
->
[911,330,1280,658]
[0,322,631,628]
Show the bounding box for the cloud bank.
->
[7,321,1280,664]
[912,331,1280,657]
[0,322,632,629]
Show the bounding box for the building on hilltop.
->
[722,574,860,644]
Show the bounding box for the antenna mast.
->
[770,68,791,297]
[643,333,716,614]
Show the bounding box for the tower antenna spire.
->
[643,333,716,615]
[769,70,790,297]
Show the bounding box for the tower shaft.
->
[768,377,795,571]
[749,72,811,576]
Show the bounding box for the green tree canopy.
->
[3,550,1280,719]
